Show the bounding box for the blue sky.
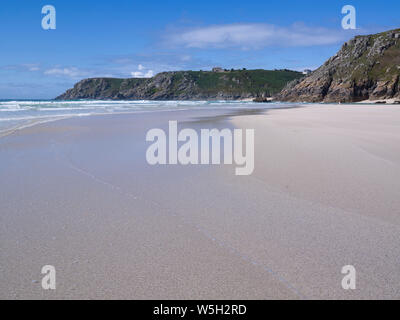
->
[0,0,399,99]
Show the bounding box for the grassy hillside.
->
[56,69,303,100]
[179,69,302,96]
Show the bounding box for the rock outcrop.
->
[277,28,400,102]
[56,69,303,100]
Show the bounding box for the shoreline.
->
[0,100,294,140]
[356,98,400,104]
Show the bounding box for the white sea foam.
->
[0,99,286,135]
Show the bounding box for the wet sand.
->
[1,105,400,299]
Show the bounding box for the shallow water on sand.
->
[0,99,291,135]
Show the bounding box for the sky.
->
[0,0,399,99]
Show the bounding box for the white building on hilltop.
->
[212,67,224,73]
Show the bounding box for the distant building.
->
[391,32,400,39]
[303,69,312,75]
[212,67,224,73]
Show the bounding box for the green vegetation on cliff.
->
[277,28,400,102]
[56,69,303,100]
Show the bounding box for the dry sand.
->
[1,104,400,299]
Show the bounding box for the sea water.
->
[0,99,288,135]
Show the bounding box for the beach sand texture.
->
[1,105,400,299]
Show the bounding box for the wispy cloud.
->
[44,67,88,78]
[105,52,218,77]
[166,23,360,49]
[2,63,116,80]
[131,70,154,78]
[109,52,201,72]
[129,64,154,78]
[2,63,41,72]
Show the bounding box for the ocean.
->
[0,99,289,135]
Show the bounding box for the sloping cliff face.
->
[277,29,400,102]
[56,69,303,100]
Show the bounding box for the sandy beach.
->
[1,104,400,300]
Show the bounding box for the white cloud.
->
[293,66,319,72]
[44,67,87,78]
[130,64,154,78]
[21,64,40,72]
[2,63,40,72]
[167,23,359,49]
[130,70,154,78]
[145,70,154,77]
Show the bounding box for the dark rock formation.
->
[277,28,400,103]
[253,97,272,103]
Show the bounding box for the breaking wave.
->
[0,99,286,135]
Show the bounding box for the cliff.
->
[277,28,400,102]
[56,69,303,100]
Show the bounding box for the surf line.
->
[146,120,255,176]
